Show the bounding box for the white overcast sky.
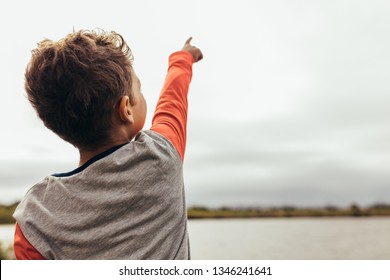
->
[1,0,389,207]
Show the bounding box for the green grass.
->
[0,202,18,224]
[0,241,15,260]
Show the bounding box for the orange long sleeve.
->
[151,51,194,161]
[14,223,45,260]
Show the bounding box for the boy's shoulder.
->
[15,130,183,220]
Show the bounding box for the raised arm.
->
[151,38,202,161]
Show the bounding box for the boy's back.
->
[14,131,188,259]
[13,30,203,259]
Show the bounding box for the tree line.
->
[1,202,390,223]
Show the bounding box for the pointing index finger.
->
[185,37,193,45]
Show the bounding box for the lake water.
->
[188,217,390,259]
[2,217,390,259]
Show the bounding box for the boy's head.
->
[25,29,146,150]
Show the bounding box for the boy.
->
[13,30,203,259]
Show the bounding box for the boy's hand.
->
[182,37,203,63]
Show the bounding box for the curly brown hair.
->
[25,29,134,149]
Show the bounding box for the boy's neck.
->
[77,126,138,166]
[78,140,129,166]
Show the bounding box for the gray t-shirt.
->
[13,130,189,259]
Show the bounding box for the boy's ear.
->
[118,96,134,124]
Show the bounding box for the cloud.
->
[184,111,390,207]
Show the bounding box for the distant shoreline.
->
[187,204,390,219]
[1,202,390,224]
